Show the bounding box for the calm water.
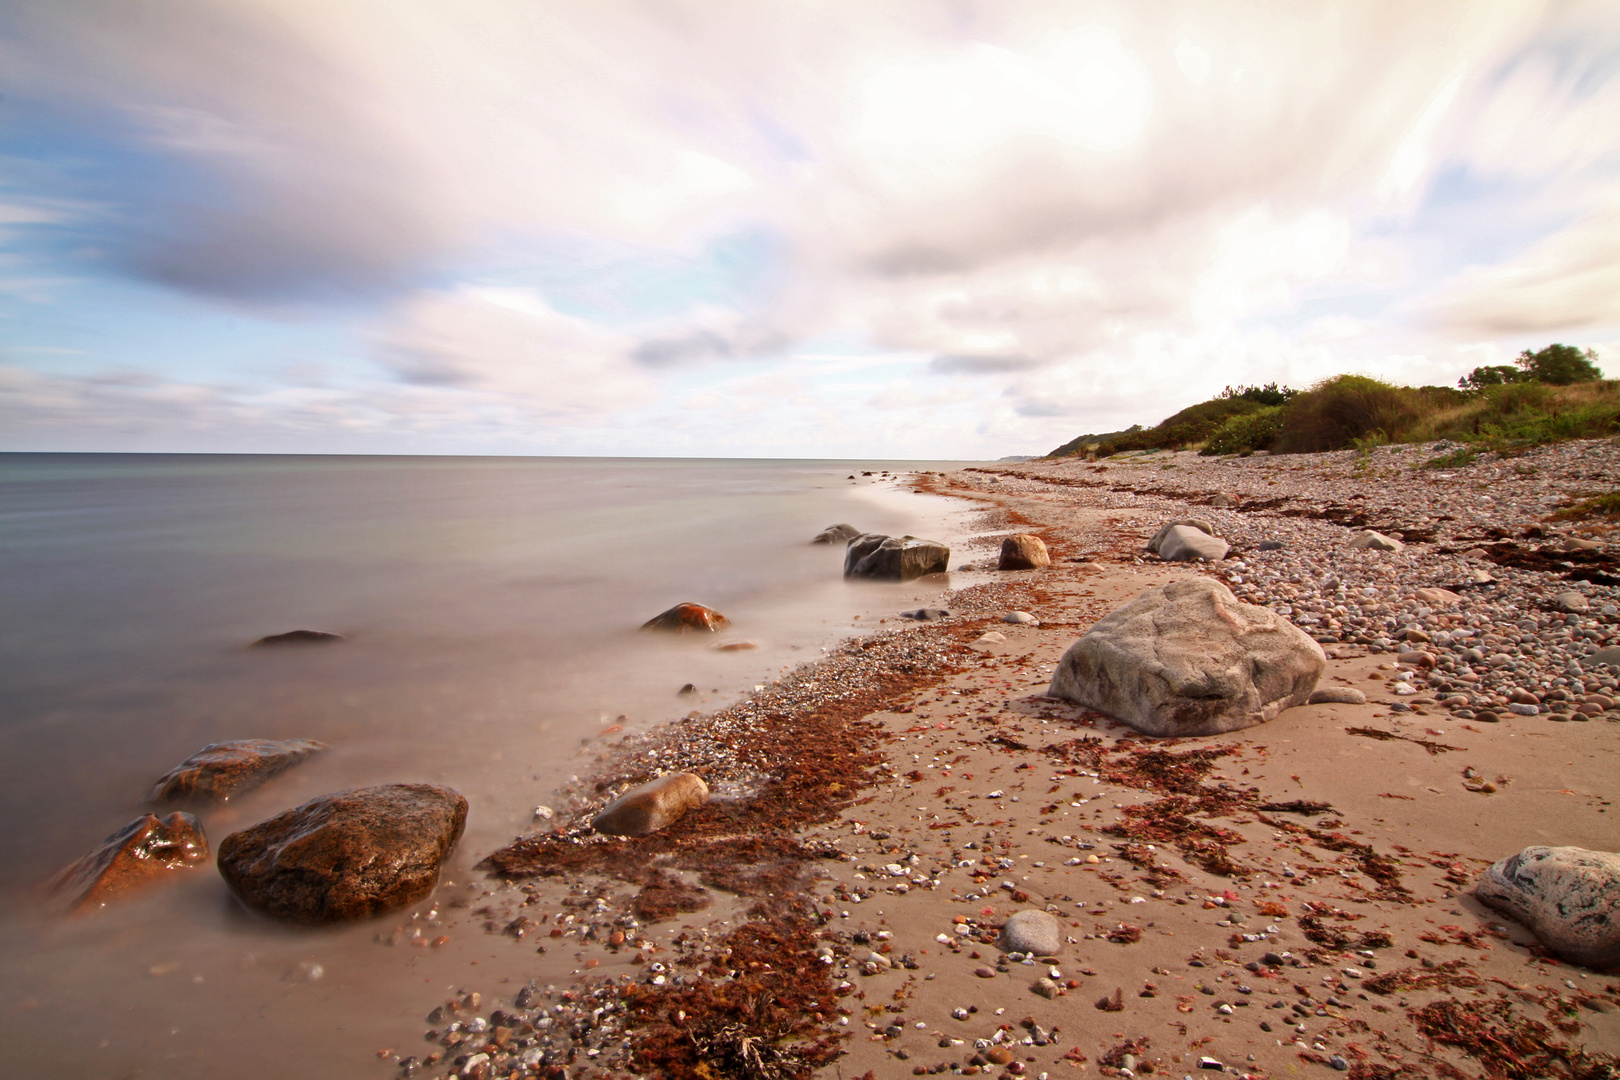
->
[0,453,980,1079]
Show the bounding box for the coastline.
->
[395,444,1618,1080]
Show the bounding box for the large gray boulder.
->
[1048,577,1325,737]
[1147,518,1217,555]
[1156,525,1229,562]
[844,534,950,580]
[1476,846,1620,969]
[217,783,467,924]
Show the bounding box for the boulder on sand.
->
[1476,846,1620,969]
[641,603,730,633]
[844,534,950,580]
[998,534,1050,570]
[1349,530,1404,552]
[1156,524,1229,562]
[1000,909,1061,956]
[1048,577,1325,737]
[217,783,467,924]
[148,738,327,804]
[1147,518,1217,556]
[812,523,862,545]
[51,812,209,914]
[592,772,710,837]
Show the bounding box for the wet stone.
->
[147,738,326,805]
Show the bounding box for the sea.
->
[0,453,985,1079]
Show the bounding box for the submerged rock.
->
[998,534,1050,570]
[901,608,951,621]
[252,629,344,647]
[812,523,862,545]
[844,534,950,580]
[592,772,709,837]
[1476,846,1620,969]
[148,738,327,804]
[52,812,209,914]
[1048,577,1324,737]
[641,603,730,633]
[217,783,467,924]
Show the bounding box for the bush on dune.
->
[1271,375,1425,453]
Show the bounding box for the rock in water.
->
[1349,530,1404,552]
[812,523,862,544]
[217,784,467,924]
[1476,846,1620,969]
[844,534,950,580]
[998,534,1050,570]
[52,812,209,914]
[1048,577,1325,737]
[148,738,327,804]
[1000,909,1061,956]
[252,629,344,647]
[640,603,730,633]
[1156,524,1230,562]
[1147,518,1218,555]
[592,773,710,837]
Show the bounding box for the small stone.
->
[252,629,343,647]
[592,772,710,836]
[1003,611,1039,625]
[1258,539,1284,551]
[988,1047,1014,1065]
[1508,703,1540,716]
[974,966,997,978]
[1330,1055,1349,1071]
[1199,1056,1225,1070]
[641,603,729,633]
[1552,591,1590,613]
[1308,687,1367,705]
[1000,910,1062,956]
[1349,530,1403,552]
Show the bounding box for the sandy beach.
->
[401,443,1618,1080]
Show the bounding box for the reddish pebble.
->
[585,958,599,969]
[431,935,449,947]
[974,966,996,978]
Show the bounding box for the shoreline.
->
[399,444,1618,1080]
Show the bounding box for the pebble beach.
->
[374,441,1619,1080]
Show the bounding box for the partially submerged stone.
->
[252,629,344,647]
[592,772,709,837]
[1156,524,1229,562]
[901,608,951,621]
[1000,909,1061,956]
[1048,577,1324,737]
[844,534,950,580]
[148,738,327,804]
[1349,530,1404,553]
[52,812,209,914]
[1476,846,1620,969]
[641,603,730,633]
[217,783,467,924]
[812,523,862,545]
[998,534,1050,570]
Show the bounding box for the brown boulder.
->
[641,603,730,633]
[844,533,950,580]
[148,738,327,804]
[51,812,209,914]
[592,772,710,837]
[217,783,467,924]
[252,629,344,646]
[998,534,1050,570]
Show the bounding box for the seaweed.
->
[1410,995,1620,1080]
[1346,727,1464,755]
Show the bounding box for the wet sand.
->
[320,455,1620,1079]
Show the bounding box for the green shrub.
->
[1272,375,1424,453]
[1200,406,1284,456]
[1517,344,1602,385]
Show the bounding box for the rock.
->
[1048,577,1325,737]
[844,534,950,580]
[1551,536,1603,553]
[901,608,951,621]
[1397,650,1436,669]
[640,603,730,633]
[252,629,344,647]
[1509,688,1541,705]
[1414,587,1462,605]
[1552,591,1591,613]
[1308,687,1367,705]
[1003,611,1039,625]
[147,739,327,804]
[1586,646,1620,671]
[1157,524,1230,562]
[592,772,709,837]
[1349,530,1404,552]
[51,812,209,913]
[710,640,756,651]
[1476,846,1620,969]
[812,523,862,545]
[975,631,1007,644]
[217,784,467,924]
[1000,909,1061,956]
[1208,492,1238,508]
[1257,539,1285,551]
[998,534,1050,570]
[1031,978,1058,999]
[1508,703,1540,716]
[1148,518,1217,555]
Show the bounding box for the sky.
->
[2,0,1619,459]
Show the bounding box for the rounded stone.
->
[999,534,1051,571]
[1000,909,1061,956]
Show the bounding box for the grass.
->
[1552,491,1620,521]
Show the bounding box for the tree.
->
[1515,344,1602,385]
[1457,364,1525,391]
[1217,382,1298,406]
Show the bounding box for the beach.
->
[437,441,1618,1080]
